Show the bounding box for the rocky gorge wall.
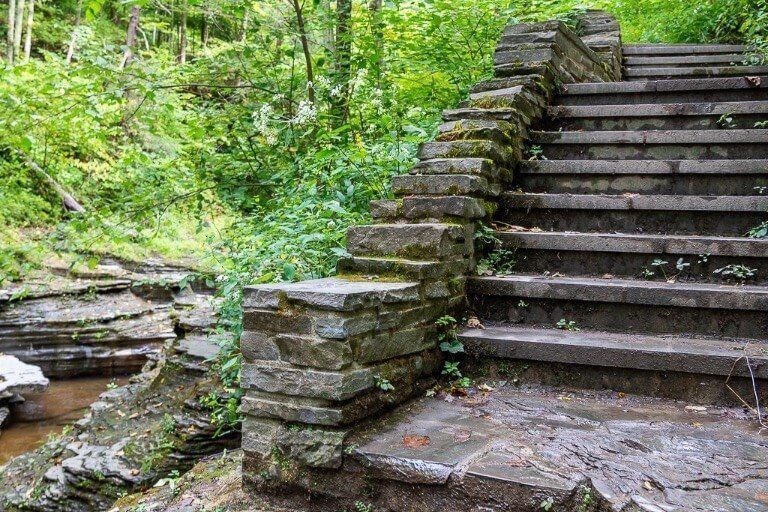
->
[240,10,622,493]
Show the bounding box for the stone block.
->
[246,277,420,312]
[412,158,500,179]
[436,119,518,145]
[241,416,281,457]
[393,174,493,198]
[242,309,313,335]
[401,196,487,220]
[241,362,373,401]
[240,331,280,362]
[242,394,347,425]
[276,426,348,469]
[347,223,470,260]
[275,334,353,370]
[356,327,434,364]
[313,311,379,339]
[417,140,514,165]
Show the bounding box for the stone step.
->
[518,160,768,195]
[495,231,768,282]
[548,101,768,130]
[624,54,748,66]
[530,129,768,160]
[459,324,768,379]
[459,325,768,405]
[622,44,748,55]
[625,65,768,80]
[468,274,768,337]
[557,77,768,105]
[500,192,768,235]
[337,384,768,510]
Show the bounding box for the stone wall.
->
[241,11,620,488]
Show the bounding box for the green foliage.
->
[2,0,766,432]
[374,375,395,392]
[713,264,758,283]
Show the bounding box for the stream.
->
[0,376,128,465]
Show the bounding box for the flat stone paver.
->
[351,385,768,511]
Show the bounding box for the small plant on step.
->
[713,264,757,283]
[526,144,546,160]
[640,257,690,281]
[716,112,737,129]
[436,315,463,353]
[540,497,554,511]
[476,249,517,276]
[747,221,768,238]
[556,318,579,331]
[374,375,395,392]
[754,120,768,128]
[436,315,471,390]
[578,485,594,512]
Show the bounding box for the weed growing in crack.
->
[435,315,471,391]
[374,375,395,392]
[713,264,757,283]
[748,221,768,238]
[526,144,545,160]
[476,249,517,276]
[556,319,579,331]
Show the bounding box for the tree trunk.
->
[22,0,32,59]
[239,9,248,42]
[201,13,209,47]
[331,0,352,127]
[12,0,24,59]
[120,5,140,68]
[178,0,187,63]
[19,151,86,213]
[368,0,384,86]
[289,0,315,105]
[65,0,83,64]
[6,0,15,62]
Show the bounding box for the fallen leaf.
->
[402,435,430,448]
[466,316,485,329]
[643,481,653,491]
[130,469,140,476]
[453,429,471,443]
[477,383,494,392]
[685,405,707,412]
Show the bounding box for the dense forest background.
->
[1,0,766,409]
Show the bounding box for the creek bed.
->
[0,376,128,465]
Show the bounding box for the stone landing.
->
[323,384,768,511]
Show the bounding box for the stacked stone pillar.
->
[241,11,619,489]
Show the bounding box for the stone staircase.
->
[462,45,768,406]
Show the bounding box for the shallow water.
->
[0,376,128,465]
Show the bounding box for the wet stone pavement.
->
[347,384,768,511]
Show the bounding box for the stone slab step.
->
[625,65,768,79]
[500,193,768,235]
[557,77,768,105]
[459,325,768,378]
[548,101,768,130]
[531,129,768,159]
[549,101,768,118]
[469,274,768,311]
[340,385,768,511]
[469,274,768,338]
[497,231,768,283]
[520,159,768,175]
[624,54,748,66]
[502,192,768,212]
[518,159,768,195]
[622,44,748,55]
[499,231,768,258]
[531,129,768,144]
